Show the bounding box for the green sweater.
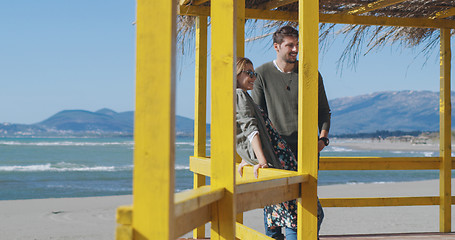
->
[251,61,331,149]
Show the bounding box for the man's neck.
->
[274,59,295,73]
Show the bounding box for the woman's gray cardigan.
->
[236,89,282,169]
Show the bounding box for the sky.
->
[1,1,453,124]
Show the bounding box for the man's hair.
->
[236,57,253,76]
[273,25,298,44]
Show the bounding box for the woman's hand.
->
[237,160,249,177]
[253,162,268,178]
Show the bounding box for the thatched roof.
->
[178,0,455,65]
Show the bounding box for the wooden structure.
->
[116,0,454,239]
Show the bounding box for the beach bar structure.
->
[116,0,455,239]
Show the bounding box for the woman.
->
[235,57,298,240]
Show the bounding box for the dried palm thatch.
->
[177,0,455,66]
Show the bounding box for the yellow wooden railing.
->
[116,0,452,239]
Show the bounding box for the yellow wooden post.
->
[211,0,237,239]
[439,28,452,233]
[235,0,245,230]
[297,0,319,239]
[236,0,245,58]
[133,0,176,239]
[193,16,208,239]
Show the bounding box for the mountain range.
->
[0,90,452,137]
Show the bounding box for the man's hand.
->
[318,139,326,152]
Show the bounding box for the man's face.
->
[274,36,299,63]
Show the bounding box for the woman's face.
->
[237,63,256,91]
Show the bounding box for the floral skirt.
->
[259,107,298,229]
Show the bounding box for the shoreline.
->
[1,179,454,239]
[330,138,441,152]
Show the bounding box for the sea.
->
[0,136,445,200]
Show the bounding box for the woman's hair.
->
[236,57,253,76]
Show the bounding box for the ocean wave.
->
[0,162,133,172]
[0,162,190,172]
[0,141,134,147]
[327,146,354,152]
[175,164,190,170]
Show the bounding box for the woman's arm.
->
[237,133,268,178]
[250,133,268,178]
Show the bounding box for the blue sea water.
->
[0,137,444,200]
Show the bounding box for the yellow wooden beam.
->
[175,186,225,218]
[211,0,237,238]
[236,172,308,194]
[439,28,452,233]
[190,156,211,176]
[320,157,441,170]
[175,204,212,238]
[133,0,176,239]
[431,7,455,19]
[340,0,407,15]
[116,206,133,240]
[237,0,245,58]
[116,225,133,240]
[236,222,274,240]
[321,196,440,208]
[319,13,455,29]
[257,0,298,10]
[298,0,320,239]
[192,16,208,238]
[236,181,301,213]
[178,5,455,29]
[194,16,208,160]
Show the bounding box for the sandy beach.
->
[1,179,454,239]
[0,139,450,239]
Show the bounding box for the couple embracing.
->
[235,26,331,240]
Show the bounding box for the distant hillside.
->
[38,109,133,132]
[0,90,453,137]
[0,109,209,137]
[329,90,454,135]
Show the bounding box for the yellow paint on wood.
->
[431,7,455,19]
[236,182,301,213]
[236,172,307,194]
[298,0,320,239]
[258,0,298,10]
[190,156,211,176]
[340,0,407,15]
[194,16,207,159]
[439,28,452,233]
[237,0,245,58]
[210,0,237,238]
[236,222,275,240]
[320,157,441,170]
[178,6,455,29]
[193,15,208,239]
[116,225,133,240]
[321,196,440,208]
[133,0,176,239]
[175,186,225,218]
[175,204,212,238]
[116,206,133,225]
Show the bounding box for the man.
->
[251,25,331,240]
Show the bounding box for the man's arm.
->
[318,72,331,152]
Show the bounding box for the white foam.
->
[175,164,190,170]
[328,146,354,152]
[0,163,133,172]
[0,141,134,147]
